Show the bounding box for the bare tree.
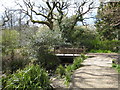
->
[1,8,10,28]
[17,0,96,30]
[1,7,28,30]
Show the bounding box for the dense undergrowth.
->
[2,64,53,89]
[2,54,87,89]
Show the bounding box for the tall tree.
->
[95,2,120,40]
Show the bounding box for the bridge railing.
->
[54,47,86,54]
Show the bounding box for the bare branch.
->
[46,2,52,10]
[16,0,95,30]
[31,9,48,19]
[2,9,10,26]
[82,2,94,15]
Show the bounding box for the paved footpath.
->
[71,53,119,90]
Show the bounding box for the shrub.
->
[2,48,30,74]
[85,39,120,52]
[65,65,73,72]
[113,64,120,73]
[34,27,63,46]
[1,29,32,74]
[1,30,19,54]
[64,65,73,86]
[32,45,60,73]
[2,64,52,89]
[56,64,66,78]
[2,57,29,74]
[80,54,88,60]
[100,40,120,52]
[91,40,120,52]
[71,57,83,70]
[64,71,72,86]
[30,27,64,73]
[90,49,112,53]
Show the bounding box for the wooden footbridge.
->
[54,47,86,63]
[54,47,86,54]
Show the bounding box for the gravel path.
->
[71,54,119,89]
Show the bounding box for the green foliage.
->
[2,30,20,54]
[60,15,77,41]
[64,71,72,86]
[74,26,98,46]
[64,65,73,86]
[61,24,99,47]
[112,63,116,68]
[34,27,64,46]
[87,40,120,52]
[65,65,73,72]
[90,49,112,53]
[1,29,33,74]
[67,26,101,51]
[112,64,120,73]
[95,2,120,40]
[2,57,29,74]
[112,59,120,73]
[98,40,120,52]
[64,55,87,86]
[55,64,73,86]
[31,27,63,72]
[55,55,87,87]
[34,46,60,72]
[116,64,120,73]
[56,64,66,78]
[80,54,88,60]
[71,57,84,70]
[2,64,52,89]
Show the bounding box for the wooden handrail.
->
[54,47,86,54]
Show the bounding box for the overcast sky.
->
[0,0,100,25]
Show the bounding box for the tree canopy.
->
[95,2,120,40]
